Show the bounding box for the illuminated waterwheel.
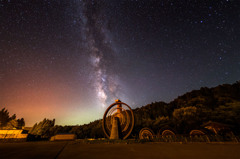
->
[102,99,134,139]
[190,130,205,137]
[139,128,155,140]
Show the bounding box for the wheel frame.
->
[139,127,155,140]
[102,101,134,139]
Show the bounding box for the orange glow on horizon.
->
[1,75,103,127]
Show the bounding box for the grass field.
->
[0,141,240,159]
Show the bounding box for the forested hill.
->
[132,81,240,135]
[170,81,240,109]
[36,81,240,138]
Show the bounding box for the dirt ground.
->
[0,141,240,159]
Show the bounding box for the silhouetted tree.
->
[0,108,11,128]
[29,118,55,138]
[0,108,25,129]
[5,119,18,129]
[17,118,25,128]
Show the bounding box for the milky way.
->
[77,1,121,107]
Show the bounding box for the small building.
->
[0,129,28,140]
[50,133,76,141]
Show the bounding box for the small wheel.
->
[139,128,155,140]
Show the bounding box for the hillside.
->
[51,81,240,138]
[133,81,240,135]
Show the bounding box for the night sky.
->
[1,0,240,126]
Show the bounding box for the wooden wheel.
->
[102,100,134,139]
[139,128,155,140]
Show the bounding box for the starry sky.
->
[0,0,240,126]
